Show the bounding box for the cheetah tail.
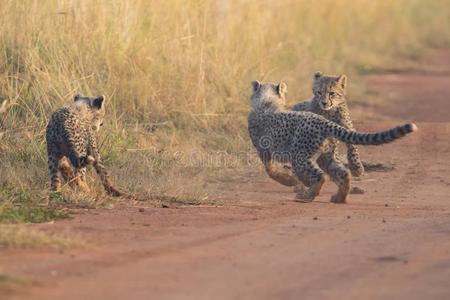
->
[329,122,418,145]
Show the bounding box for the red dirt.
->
[2,50,450,300]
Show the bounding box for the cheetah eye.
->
[100,122,104,127]
[329,92,336,97]
[316,91,322,96]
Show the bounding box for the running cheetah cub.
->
[248,81,417,203]
[46,95,122,196]
[292,72,364,177]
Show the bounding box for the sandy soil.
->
[1,50,450,300]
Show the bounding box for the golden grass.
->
[0,225,84,249]
[0,0,449,204]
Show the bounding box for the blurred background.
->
[0,0,449,205]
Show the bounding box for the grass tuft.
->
[0,225,83,249]
[0,273,29,296]
[0,206,69,224]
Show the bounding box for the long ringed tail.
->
[328,122,418,145]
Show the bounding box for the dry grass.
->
[0,225,83,249]
[0,0,449,207]
[0,273,29,297]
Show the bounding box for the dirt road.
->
[2,51,450,300]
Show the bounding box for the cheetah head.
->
[74,94,106,132]
[250,81,287,111]
[312,72,347,110]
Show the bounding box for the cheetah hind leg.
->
[293,161,325,202]
[93,160,123,197]
[265,160,300,187]
[48,152,61,192]
[281,164,308,193]
[328,160,351,204]
[293,182,307,194]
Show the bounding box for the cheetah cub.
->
[46,95,122,196]
[292,72,364,177]
[248,81,417,203]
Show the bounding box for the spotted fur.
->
[45,95,122,196]
[248,81,417,203]
[292,72,364,177]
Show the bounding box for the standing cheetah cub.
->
[292,72,364,177]
[248,81,417,203]
[46,95,122,196]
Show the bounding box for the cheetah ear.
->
[314,71,323,80]
[74,94,81,102]
[337,75,347,89]
[251,80,261,93]
[92,95,105,110]
[277,82,287,96]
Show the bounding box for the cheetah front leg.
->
[327,160,351,204]
[347,144,364,177]
[337,104,365,178]
[292,159,325,202]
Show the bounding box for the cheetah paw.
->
[350,186,365,194]
[331,194,346,204]
[106,187,123,197]
[295,193,314,203]
[293,184,307,194]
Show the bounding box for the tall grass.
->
[0,0,449,202]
